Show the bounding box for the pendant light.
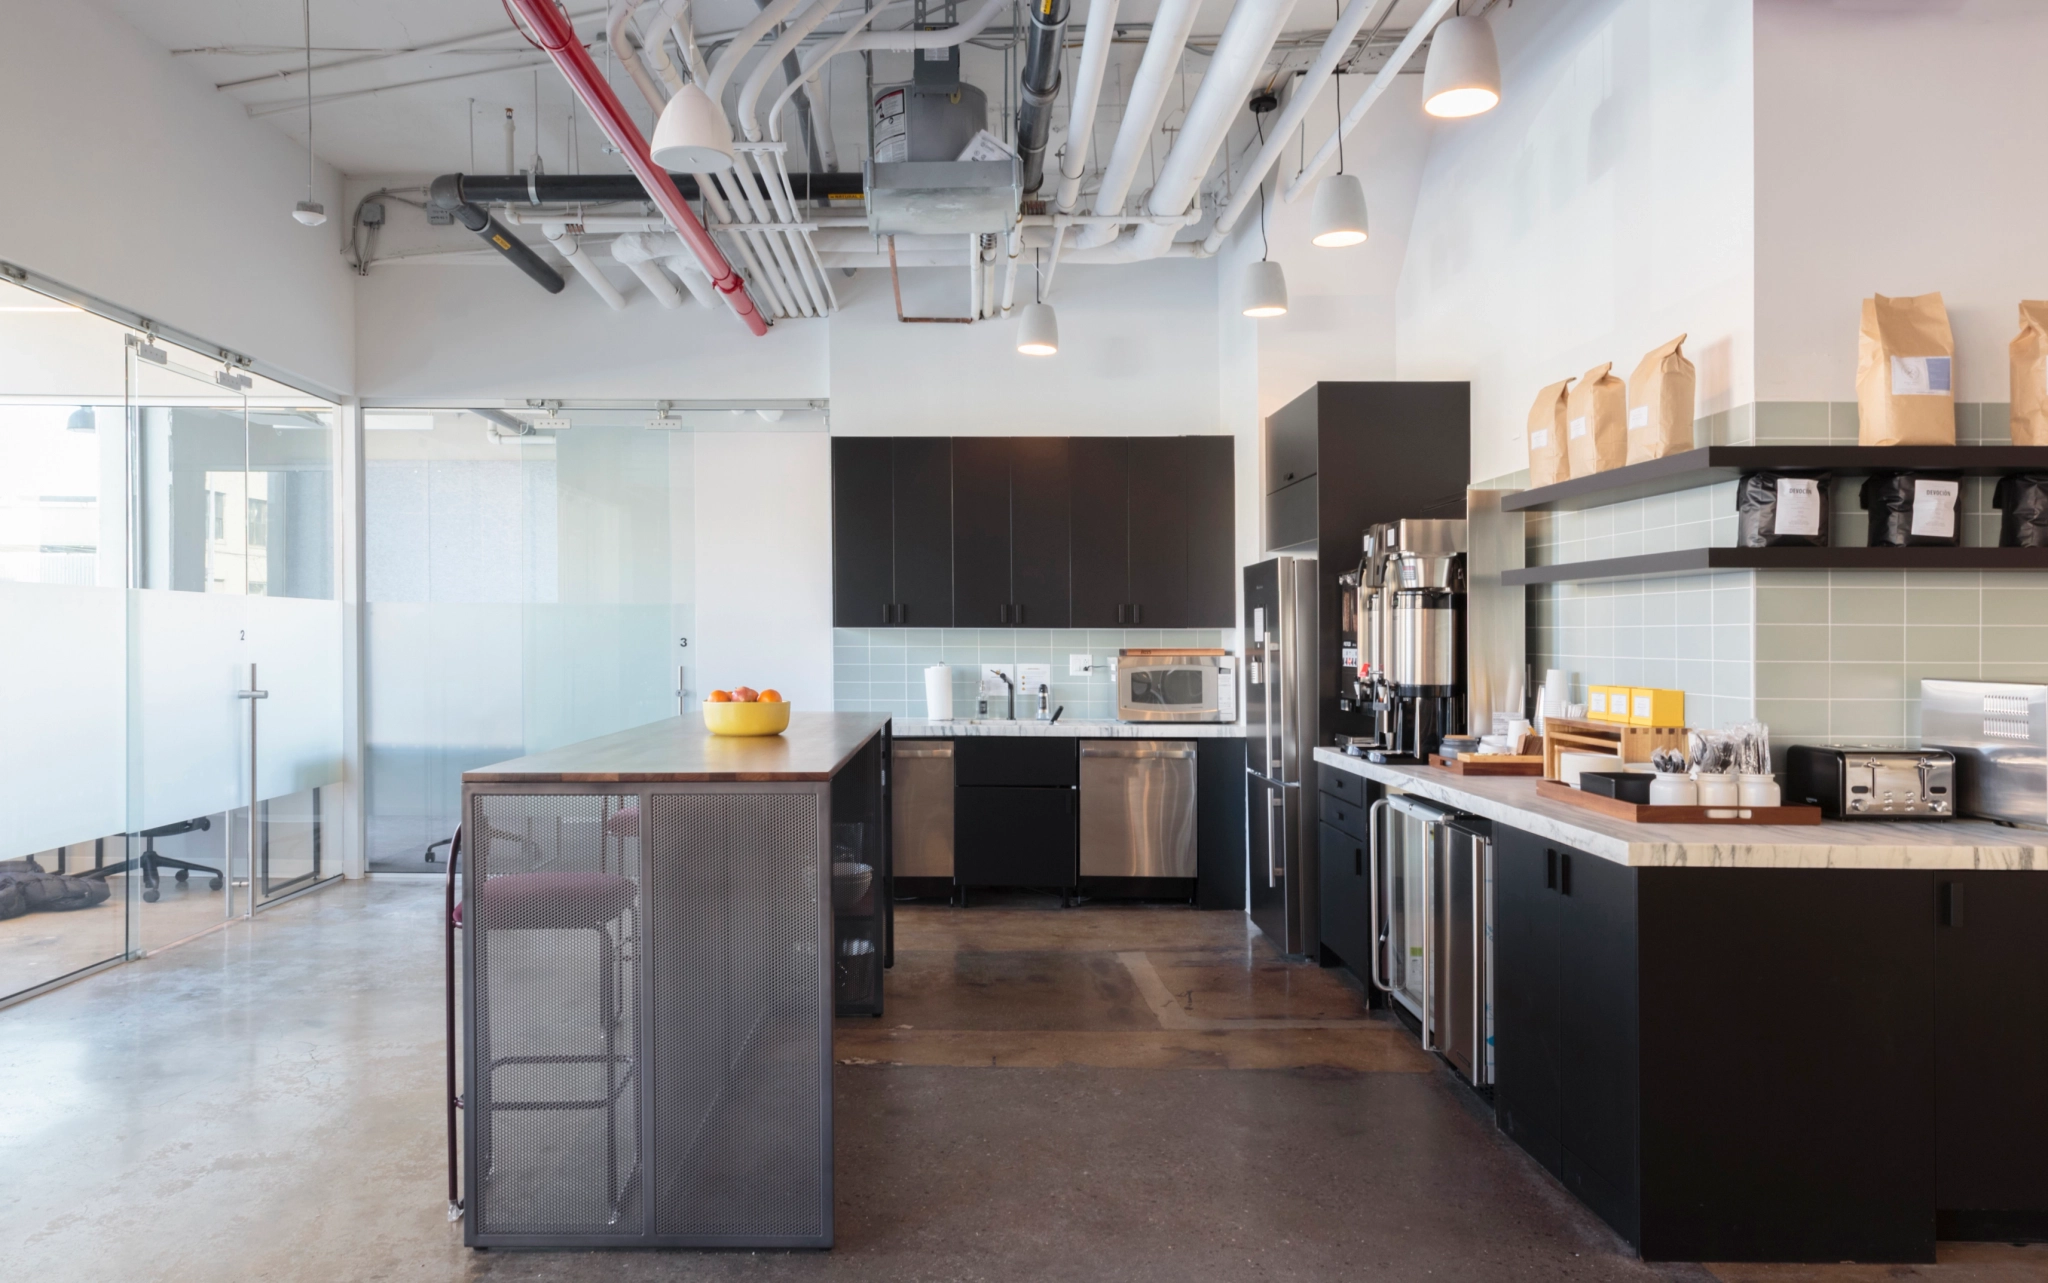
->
[1018,249,1059,355]
[1243,99,1288,317]
[1310,42,1369,248]
[651,83,736,171]
[1422,6,1502,119]
[292,0,326,225]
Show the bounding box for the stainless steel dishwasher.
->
[1078,741,1198,878]
[891,740,954,878]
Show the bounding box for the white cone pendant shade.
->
[1243,260,1288,318]
[1017,302,1060,355]
[1422,15,1502,118]
[292,200,328,226]
[651,83,736,171]
[1310,173,1369,248]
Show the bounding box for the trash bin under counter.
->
[1079,740,1198,878]
[891,740,954,877]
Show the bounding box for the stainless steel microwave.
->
[1114,650,1236,723]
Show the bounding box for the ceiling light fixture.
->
[292,0,325,225]
[1311,39,1369,248]
[1018,248,1059,355]
[1422,8,1502,119]
[650,84,736,172]
[1244,95,1288,318]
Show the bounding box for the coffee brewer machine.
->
[1345,518,1467,762]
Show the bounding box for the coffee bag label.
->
[1627,405,1649,430]
[1891,355,1952,396]
[1568,416,1588,439]
[1530,429,1549,449]
[1911,478,1959,538]
[1776,478,1821,536]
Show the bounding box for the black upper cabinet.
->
[1127,438,1189,628]
[951,437,1012,627]
[1008,438,1071,627]
[832,438,895,626]
[891,439,953,628]
[1069,438,1131,627]
[1185,435,1236,626]
[952,438,1072,628]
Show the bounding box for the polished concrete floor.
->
[2,879,2042,1282]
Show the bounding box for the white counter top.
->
[892,718,1243,739]
[1314,747,2048,872]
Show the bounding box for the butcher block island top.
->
[463,712,892,783]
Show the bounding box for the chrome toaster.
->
[1785,745,1955,819]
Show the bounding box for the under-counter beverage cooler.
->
[1370,793,1493,1088]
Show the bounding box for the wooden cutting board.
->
[1428,754,1545,777]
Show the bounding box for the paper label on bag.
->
[1775,477,1821,536]
[1627,405,1649,430]
[1911,478,1960,537]
[1568,416,1588,439]
[1891,355,1952,396]
[1530,428,1549,449]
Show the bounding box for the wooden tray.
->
[1541,716,1689,780]
[1429,754,1545,776]
[1535,778,1822,826]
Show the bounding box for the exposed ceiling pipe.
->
[1282,0,1457,203]
[663,255,721,308]
[768,1,906,147]
[738,0,841,141]
[752,0,825,174]
[607,0,668,112]
[705,0,810,100]
[1035,0,1120,303]
[505,0,768,334]
[612,235,687,308]
[1200,0,1393,253]
[426,175,566,292]
[636,0,694,93]
[544,225,629,308]
[671,0,711,84]
[1072,0,1202,250]
[836,0,1008,51]
[443,170,864,203]
[1014,0,1071,195]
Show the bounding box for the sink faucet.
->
[995,669,1016,720]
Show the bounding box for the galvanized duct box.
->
[865,160,1019,237]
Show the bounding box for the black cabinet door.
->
[1126,437,1188,628]
[1264,388,1319,493]
[951,436,1011,627]
[953,736,1076,788]
[1493,825,1563,1177]
[1936,871,2048,1217]
[832,437,894,626]
[1008,437,1070,628]
[1184,435,1236,627]
[1557,847,1640,1244]
[891,438,953,627]
[954,786,1076,888]
[1069,437,1129,627]
[1194,737,1246,911]
[1318,820,1369,978]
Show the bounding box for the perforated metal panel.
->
[468,793,642,1238]
[645,790,826,1241]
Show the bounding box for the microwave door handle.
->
[1366,798,1392,992]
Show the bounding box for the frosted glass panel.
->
[247,594,346,797]
[0,582,126,859]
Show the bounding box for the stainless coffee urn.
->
[1349,519,1467,762]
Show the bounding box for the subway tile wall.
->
[1525,572,1756,733]
[834,628,1234,720]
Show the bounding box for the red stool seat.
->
[463,870,635,930]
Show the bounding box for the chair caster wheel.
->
[143,887,160,903]
[209,876,224,891]
[175,869,190,883]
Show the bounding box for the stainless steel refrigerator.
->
[1245,557,1319,958]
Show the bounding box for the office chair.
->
[86,817,224,903]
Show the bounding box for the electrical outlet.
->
[1069,653,1092,676]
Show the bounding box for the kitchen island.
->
[1316,747,2048,1264]
[458,713,890,1250]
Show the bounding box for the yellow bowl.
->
[702,700,792,736]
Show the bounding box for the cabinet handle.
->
[998,603,1009,624]
[1132,603,1142,624]
[1545,849,1556,890]
[1560,851,1572,897]
[1117,604,1128,624]
[1013,603,1023,624]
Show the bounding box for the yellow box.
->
[1588,685,1625,722]
[1626,687,1685,727]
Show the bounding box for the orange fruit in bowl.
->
[708,689,733,702]
[758,689,783,703]
[732,686,759,703]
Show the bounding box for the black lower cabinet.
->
[1195,738,1247,910]
[954,786,1075,889]
[1314,766,1373,977]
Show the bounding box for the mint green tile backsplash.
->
[834,627,1233,720]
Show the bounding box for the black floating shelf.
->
[1505,546,2048,586]
[1500,446,2048,514]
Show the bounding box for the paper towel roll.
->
[924,664,954,720]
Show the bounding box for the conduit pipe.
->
[1053,0,1121,217]
[1072,0,1202,249]
[1200,0,1390,253]
[705,0,810,99]
[768,1,906,146]
[1282,0,1457,204]
[544,224,629,308]
[426,175,567,292]
[664,255,722,307]
[506,0,767,334]
[738,0,841,141]
[672,0,710,84]
[611,233,687,306]
[607,0,668,112]
[837,0,1007,51]
[1014,0,1071,194]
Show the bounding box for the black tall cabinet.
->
[831,437,953,627]
[952,437,1071,627]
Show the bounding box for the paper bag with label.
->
[2009,301,2048,445]
[1527,378,1573,487]
[1856,292,1956,446]
[1625,335,1696,464]
[1565,363,1628,476]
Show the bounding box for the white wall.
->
[1754,0,2048,403]
[1393,0,1755,482]
[0,0,354,395]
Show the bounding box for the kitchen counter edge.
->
[891,719,1243,739]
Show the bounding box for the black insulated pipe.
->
[427,174,564,294]
[443,172,868,205]
[1015,0,1071,194]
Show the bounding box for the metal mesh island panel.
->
[646,790,827,1242]
[468,793,643,1239]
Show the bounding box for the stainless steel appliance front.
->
[1245,557,1319,957]
[1114,651,1234,723]
[1921,678,2048,827]
[1078,741,1198,877]
[890,740,955,877]
[1366,794,1491,1085]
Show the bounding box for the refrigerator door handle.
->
[1366,798,1392,993]
[1473,835,1489,1085]
[1421,819,1436,1051]
[1266,790,1284,887]
[1274,566,1292,779]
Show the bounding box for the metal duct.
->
[1015,0,1071,194]
[426,175,566,293]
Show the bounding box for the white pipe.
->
[1073,0,1201,249]
[1000,229,1022,316]
[837,0,1006,52]
[768,1,906,143]
[1053,0,1121,217]
[739,0,840,141]
[1283,0,1457,204]
[606,0,668,112]
[663,254,722,307]
[672,1,710,84]
[1202,0,1393,252]
[612,238,687,307]
[543,224,630,308]
[706,0,810,100]
[815,242,1199,268]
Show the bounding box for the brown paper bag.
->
[1857,292,1956,446]
[1566,363,1628,476]
[1527,378,1573,487]
[1625,335,1696,464]
[2010,301,2048,445]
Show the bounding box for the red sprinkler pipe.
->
[504,0,768,336]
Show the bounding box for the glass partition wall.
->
[0,278,344,1004]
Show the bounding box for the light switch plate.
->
[1069,653,1092,676]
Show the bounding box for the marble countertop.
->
[1314,748,2048,871]
[892,718,1243,739]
